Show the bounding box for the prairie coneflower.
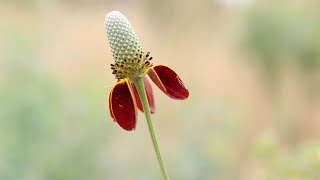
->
[105,11,189,179]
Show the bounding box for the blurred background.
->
[1,0,320,179]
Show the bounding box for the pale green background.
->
[1,0,320,179]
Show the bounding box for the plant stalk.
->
[133,77,169,180]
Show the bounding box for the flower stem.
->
[133,77,169,180]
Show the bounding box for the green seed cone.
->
[105,11,142,63]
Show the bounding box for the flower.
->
[105,11,189,131]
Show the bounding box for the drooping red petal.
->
[148,65,189,100]
[108,90,115,120]
[131,77,155,113]
[109,80,137,131]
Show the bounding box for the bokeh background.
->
[1,0,320,179]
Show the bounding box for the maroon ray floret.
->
[109,65,189,131]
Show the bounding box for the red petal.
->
[148,65,189,100]
[108,90,115,120]
[109,80,137,131]
[131,77,155,113]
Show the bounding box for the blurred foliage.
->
[0,28,109,180]
[253,134,320,180]
[1,1,320,179]
[245,6,320,76]
[244,6,320,179]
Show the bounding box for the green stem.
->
[133,77,169,180]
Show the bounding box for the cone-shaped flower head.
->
[105,11,142,62]
[105,11,152,80]
[105,11,189,131]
